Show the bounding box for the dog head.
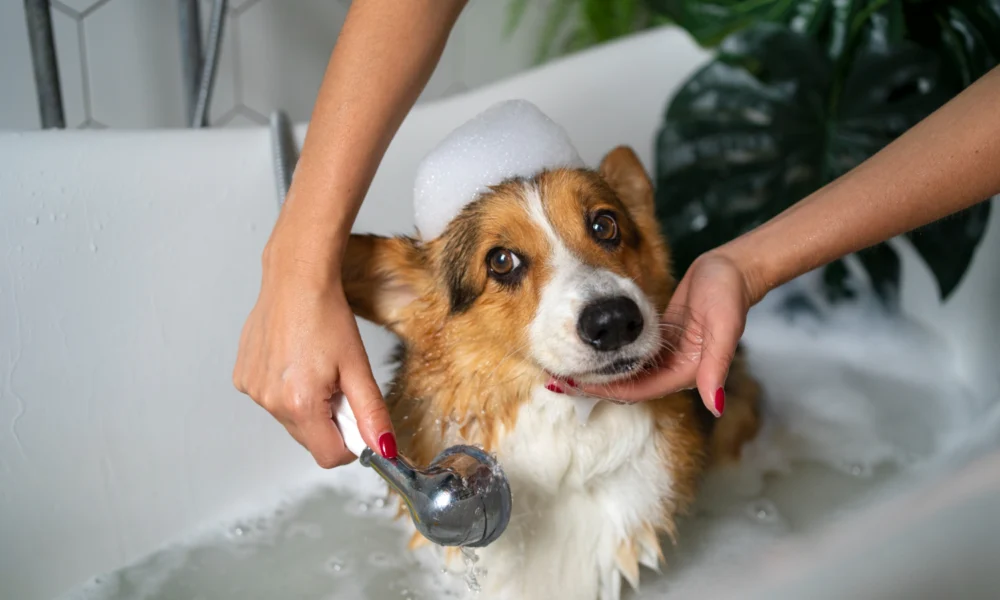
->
[343,146,674,386]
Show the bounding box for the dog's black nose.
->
[577,296,644,352]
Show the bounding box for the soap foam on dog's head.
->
[413,99,586,240]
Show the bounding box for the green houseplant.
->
[507,0,1000,309]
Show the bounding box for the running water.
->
[460,547,487,593]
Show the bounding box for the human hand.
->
[578,250,758,416]
[233,247,396,468]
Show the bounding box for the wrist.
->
[263,199,354,285]
[711,233,775,308]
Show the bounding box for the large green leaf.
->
[903,0,1000,86]
[647,0,808,46]
[654,24,989,304]
[649,0,1000,80]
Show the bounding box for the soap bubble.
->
[412,100,585,240]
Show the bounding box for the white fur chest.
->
[464,386,676,600]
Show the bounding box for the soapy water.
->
[58,285,999,600]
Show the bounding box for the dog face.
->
[342,146,675,386]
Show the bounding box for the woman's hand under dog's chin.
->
[574,249,759,418]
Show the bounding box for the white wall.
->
[0,0,561,130]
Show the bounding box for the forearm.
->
[266,0,467,274]
[723,65,1000,304]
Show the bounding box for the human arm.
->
[233,0,467,467]
[585,65,1000,413]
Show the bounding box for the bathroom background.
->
[1,0,564,131]
[6,0,996,306]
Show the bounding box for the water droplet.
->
[358,501,370,512]
[374,498,386,509]
[27,216,39,225]
[369,551,394,568]
[841,461,872,477]
[324,557,347,576]
[745,498,780,524]
[434,418,441,426]
[90,243,98,253]
[230,524,247,537]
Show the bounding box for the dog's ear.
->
[342,234,430,335]
[599,146,656,222]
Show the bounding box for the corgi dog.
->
[342,146,761,600]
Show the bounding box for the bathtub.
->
[2,25,999,600]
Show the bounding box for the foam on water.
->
[412,99,585,240]
[57,281,999,599]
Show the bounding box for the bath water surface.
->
[59,286,1000,600]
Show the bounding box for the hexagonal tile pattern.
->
[238,0,349,122]
[1,0,40,129]
[86,0,187,127]
[0,0,547,131]
[52,10,86,128]
[53,0,108,17]
[219,107,266,128]
[231,0,262,13]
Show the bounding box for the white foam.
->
[412,99,585,240]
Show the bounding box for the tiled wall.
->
[2,0,561,131]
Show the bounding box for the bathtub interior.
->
[2,25,999,600]
[54,298,1000,600]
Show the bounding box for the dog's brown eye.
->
[590,213,619,244]
[487,248,520,276]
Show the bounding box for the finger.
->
[694,306,744,417]
[576,360,696,403]
[340,349,396,459]
[294,399,355,469]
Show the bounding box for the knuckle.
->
[232,370,247,394]
[285,393,317,421]
[314,450,352,469]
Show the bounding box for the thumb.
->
[694,306,744,418]
[340,352,396,459]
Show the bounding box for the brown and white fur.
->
[342,146,761,599]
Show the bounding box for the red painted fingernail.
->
[565,378,578,388]
[714,388,725,417]
[378,432,398,459]
[545,383,565,394]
